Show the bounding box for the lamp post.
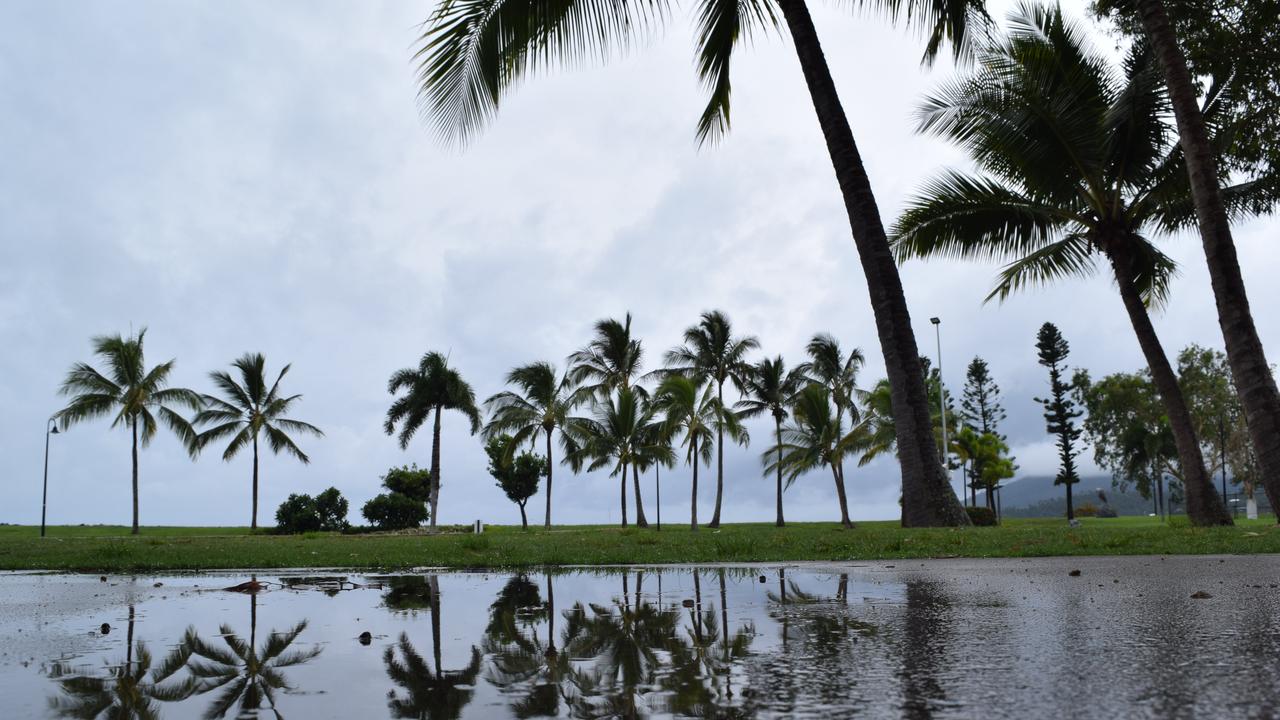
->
[42,418,60,538]
[1219,415,1228,509]
[929,317,949,475]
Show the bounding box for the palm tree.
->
[853,360,958,470]
[737,356,806,527]
[796,335,866,516]
[54,329,200,534]
[484,361,586,528]
[568,388,654,527]
[1130,0,1280,507]
[768,385,856,527]
[187,592,322,719]
[385,352,481,529]
[665,310,759,527]
[413,0,981,528]
[47,605,198,719]
[890,4,1242,525]
[568,313,645,400]
[654,375,746,531]
[192,353,324,530]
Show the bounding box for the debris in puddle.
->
[358,631,372,645]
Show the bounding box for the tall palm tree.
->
[193,353,324,529]
[890,4,1246,525]
[187,592,322,719]
[796,334,866,514]
[654,375,745,531]
[767,385,856,527]
[568,388,654,527]
[737,356,806,527]
[568,314,646,400]
[385,352,481,529]
[665,310,759,527]
[1130,0,1280,505]
[47,605,198,719]
[54,329,200,534]
[413,0,981,527]
[484,361,586,528]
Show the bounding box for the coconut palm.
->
[186,592,322,719]
[47,605,199,719]
[413,0,981,528]
[568,314,646,400]
[890,4,1252,524]
[665,311,759,527]
[737,356,806,527]
[385,352,481,529]
[767,385,856,527]
[484,361,587,528]
[567,388,654,527]
[54,329,201,534]
[654,375,746,531]
[192,353,323,529]
[797,335,866,430]
[1124,0,1280,507]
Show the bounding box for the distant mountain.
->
[979,474,1156,518]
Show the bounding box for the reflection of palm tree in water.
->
[660,569,754,716]
[187,588,322,719]
[898,580,950,720]
[47,604,199,719]
[482,572,576,717]
[384,576,482,719]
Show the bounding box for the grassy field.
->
[0,516,1276,572]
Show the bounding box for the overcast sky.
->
[3,0,1277,528]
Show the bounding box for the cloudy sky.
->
[3,0,1277,528]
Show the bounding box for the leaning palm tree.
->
[193,353,324,529]
[187,592,322,719]
[54,329,200,534]
[665,311,759,527]
[484,361,586,528]
[653,375,745,531]
[737,356,806,527]
[890,4,1248,525]
[767,385,856,527]
[1116,0,1280,506]
[47,606,199,719]
[413,0,981,527]
[568,313,646,401]
[568,388,654,527]
[385,352,481,529]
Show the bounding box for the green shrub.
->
[362,493,428,531]
[275,494,322,534]
[1076,502,1099,517]
[966,507,998,526]
[314,487,350,531]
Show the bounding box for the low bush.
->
[362,493,428,531]
[1076,502,1099,518]
[275,494,322,534]
[966,507,998,526]
[314,487,350,531]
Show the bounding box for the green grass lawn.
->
[0,516,1276,572]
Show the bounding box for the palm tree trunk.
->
[545,431,554,529]
[126,604,135,667]
[633,463,648,527]
[131,419,140,535]
[775,416,786,527]
[776,0,967,527]
[620,460,628,528]
[831,464,853,528]
[691,437,700,531]
[1110,248,1232,525]
[430,406,442,530]
[1135,0,1280,506]
[546,571,556,654]
[710,383,725,528]
[251,434,259,530]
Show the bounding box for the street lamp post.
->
[929,318,949,473]
[1219,416,1228,511]
[42,418,60,538]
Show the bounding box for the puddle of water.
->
[3,559,1280,718]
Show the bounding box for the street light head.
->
[930,317,941,325]
[50,426,60,435]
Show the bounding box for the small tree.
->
[484,436,546,529]
[362,465,433,531]
[276,494,321,534]
[1035,323,1084,521]
[314,487,350,531]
